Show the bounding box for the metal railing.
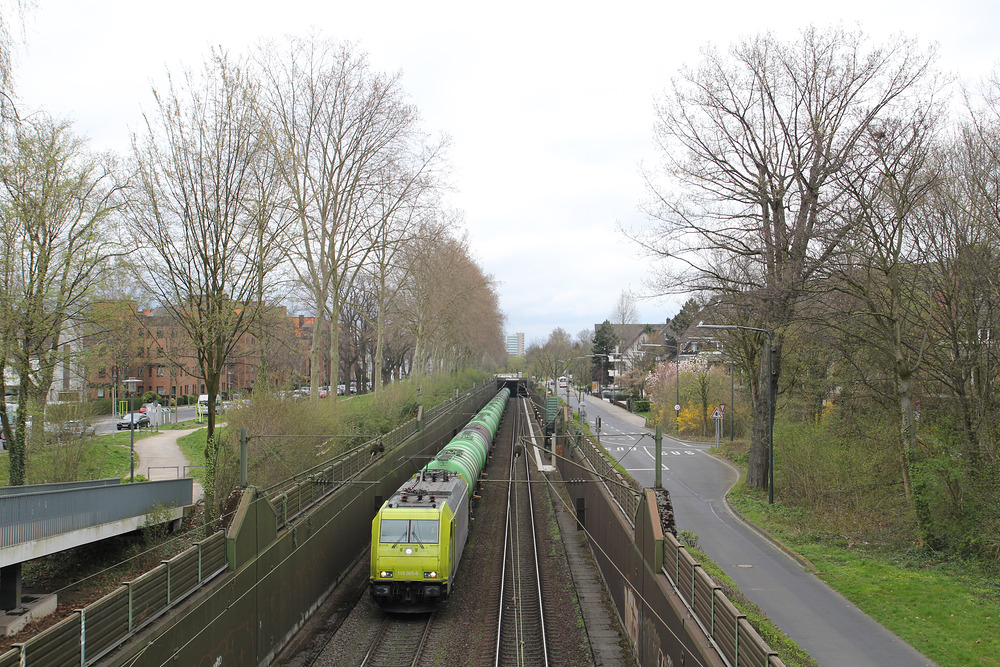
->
[662,532,784,667]
[529,385,642,523]
[0,478,120,497]
[0,479,193,552]
[0,532,227,667]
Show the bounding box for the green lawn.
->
[729,483,1000,667]
[0,419,208,485]
[175,427,210,484]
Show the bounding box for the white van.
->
[197,394,222,413]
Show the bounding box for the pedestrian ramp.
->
[0,477,194,611]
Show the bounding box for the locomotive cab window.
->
[379,518,439,543]
[410,519,439,543]
[380,519,409,543]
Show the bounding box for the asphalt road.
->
[565,391,933,667]
[95,405,199,435]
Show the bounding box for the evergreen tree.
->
[591,320,618,388]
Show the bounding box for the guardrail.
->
[0,478,119,497]
[1,479,194,553]
[261,386,481,528]
[530,387,642,523]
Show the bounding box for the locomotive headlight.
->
[404,547,413,555]
[379,570,393,578]
[424,571,437,579]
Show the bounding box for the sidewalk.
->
[132,427,204,502]
[579,393,647,428]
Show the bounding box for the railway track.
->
[494,396,549,666]
[280,386,600,666]
[359,612,434,667]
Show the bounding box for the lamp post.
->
[641,343,681,434]
[124,377,140,483]
[697,322,775,504]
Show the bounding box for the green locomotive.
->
[370,387,510,610]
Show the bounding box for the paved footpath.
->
[131,427,204,501]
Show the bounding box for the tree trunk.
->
[746,338,777,492]
[309,309,324,396]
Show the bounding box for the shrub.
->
[88,398,113,416]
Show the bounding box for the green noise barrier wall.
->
[0,382,494,667]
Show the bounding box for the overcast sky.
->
[12,0,998,345]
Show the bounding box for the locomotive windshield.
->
[380,519,409,543]
[380,518,439,544]
[409,519,439,543]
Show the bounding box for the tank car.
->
[370,388,510,610]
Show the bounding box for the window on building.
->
[138,367,144,378]
[98,368,106,378]
[97,388,105,398]
[157,386,164,395]
[157,367,164,377]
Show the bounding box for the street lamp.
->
[641,343,681,434]
[697,322,775,504]
[124,377,140,483]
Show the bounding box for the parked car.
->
[318,386,329,398]
[116,413,150,430]
[336,384,346,395]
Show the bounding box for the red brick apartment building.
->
[85,304,317,401]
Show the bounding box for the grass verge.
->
[175,427,210,484]
[729,482,1000,667]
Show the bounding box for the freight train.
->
[369,387,510,610]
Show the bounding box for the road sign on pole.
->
[711,407,724,420]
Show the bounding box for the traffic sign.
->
[711,407,724,420]
[718,403,726,412]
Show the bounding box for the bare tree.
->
[256,36,425,398]
[0,114,118,484]
[396,229,504,375]
[637,27,937,492]
[0,1,32,124]
[128,52,284,474]
[610,291,639,342]
[825,105,941,503]
[360,153,446,395]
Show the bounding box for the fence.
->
[550,389,785,667]
[0,478,120,497]
[1,479,193,555]
[0,381,509,667]
[0,533,226,667]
